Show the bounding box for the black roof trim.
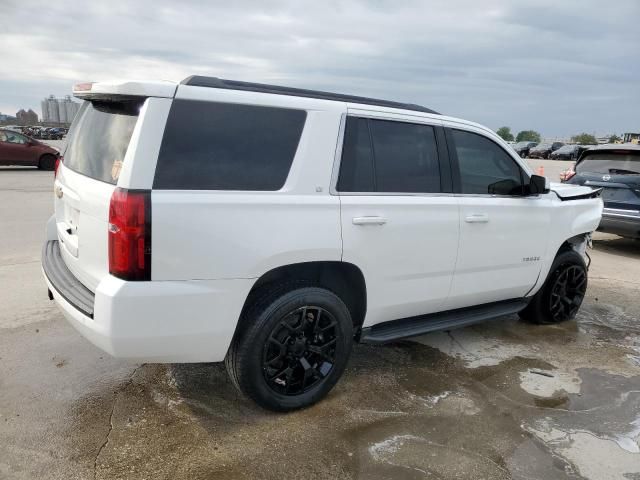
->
[181,76,439,115]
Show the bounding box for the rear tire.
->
[38,154,56,170]
[519,250,587,324]
[225,285,353,411]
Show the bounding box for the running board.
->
[359,298,528,344]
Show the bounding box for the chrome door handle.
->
[464,214,489,223]
[352,216,387,226]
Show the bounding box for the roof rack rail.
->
[181,76,439,115]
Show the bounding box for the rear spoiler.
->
[73,80,178,101]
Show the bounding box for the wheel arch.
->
[527,232,592,298]
[558,233,590,258]
[238,261,367,335]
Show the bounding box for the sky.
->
[0,0,638,138]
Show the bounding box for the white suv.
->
[42,77,603,411]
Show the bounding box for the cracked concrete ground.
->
[1,165,639,479]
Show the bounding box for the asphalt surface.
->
[1,161,639,479]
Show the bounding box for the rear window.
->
[153,100,306,190]
[63,100,141,184]
[576,152,640,175]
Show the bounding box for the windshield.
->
[63,99,143,184]
[532,144,550,150]
[576,152,640,175]
[515,142,531,148]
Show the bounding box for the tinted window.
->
[576,152,640,175]
[154,100,306,190]
[336,118,374,192]
[64,100,141,184]
[337,117,440,193]
[451,129,524,195]
[370,120,440,193]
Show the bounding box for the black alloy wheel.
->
[226,285,353,411]
[262,305,337,396]
[548,264,587,322]
[519,249,588,324]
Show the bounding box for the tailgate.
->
[55,99,143,291]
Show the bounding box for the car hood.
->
[550,182,601,200]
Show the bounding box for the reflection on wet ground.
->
[58,297,640,480]
[2,233,639,479]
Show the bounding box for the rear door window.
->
[576,152,640,175]
[154,100,306,191]
[63,100,142,184]
[337,117,441,193]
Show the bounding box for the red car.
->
[0,128,59,170]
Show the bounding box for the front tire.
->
[226,285,353,411]
[519,250,587,324]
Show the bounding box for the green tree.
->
[571,133,598,145]
[515,130,542,143]
[496,126,514,141]
[608,134,621,143]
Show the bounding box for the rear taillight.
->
[108,188,151,281]
[54,156,61,178]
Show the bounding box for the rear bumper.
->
[598,208,640,239]
[42,240,254,362]
[42,240,94,317]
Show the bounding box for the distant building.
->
[41,95,81,124]
[16,108,38,125]
[58,95,80,123]
[41,96,59,123]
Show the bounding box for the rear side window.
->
[576,152,640,175]
[451,129,524,195]
[154,100,306,190]
[64,100,141,184]
[337,117,441,193]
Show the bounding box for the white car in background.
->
[42,77,603,411]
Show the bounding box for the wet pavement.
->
[1,168,639,479]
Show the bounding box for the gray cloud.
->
[1,0,638,137]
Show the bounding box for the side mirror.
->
[529,174,550,195]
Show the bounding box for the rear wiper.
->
[609,168,640,175]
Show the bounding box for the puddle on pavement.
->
[67,301,640,480]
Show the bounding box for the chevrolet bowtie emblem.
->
[55,186,63,199]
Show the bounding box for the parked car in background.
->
[42,128,56,140]
[47,127,67,139]
[513,141,538,158]
[565,144,640,239]
[0,128,59,169]
[42,77,602,411]
[529,142,564,159]
[550,144,585,160]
